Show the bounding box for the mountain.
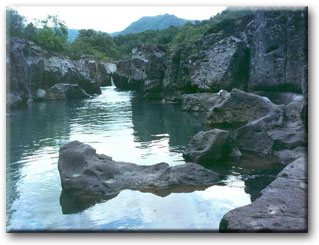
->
[110,14,194,36]
[67,29,79,42]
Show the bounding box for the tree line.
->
[6,8,253,62]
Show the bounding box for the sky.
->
[13,6,227,33]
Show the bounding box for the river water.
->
[6,86,280,232]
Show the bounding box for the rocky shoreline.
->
[8,8,308,232]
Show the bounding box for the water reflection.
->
[6,87,279,231]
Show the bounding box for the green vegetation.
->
[6,7,254,61]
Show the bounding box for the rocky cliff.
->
[6,38,114,107]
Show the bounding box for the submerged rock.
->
[45,84,90,100]
[58,141,219,212]
[183,129,233,164]
[220,157,308,232]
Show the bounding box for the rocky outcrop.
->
[220,157,307,232]
[235,100,306,159]
[45,83,90,100]
[6,38,104,108]
[181,91,229,112]
[58,141,219,211]
[205,89,281,129]
[186,36,250,92]
[112,45,167,100]
[248,8,307,93]
[183,129,233,164]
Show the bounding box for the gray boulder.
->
[58,141,219,207]
[206,89,280,129]
[181,91,230,112]
[112,45,167,99]
[220,157,308,232]
[188,36,249,92]
[235,102,307,158]
[183,129,233,164]
[45,84,90,100]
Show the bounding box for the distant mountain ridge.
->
[67,29,79,42]
[110,14,194,36]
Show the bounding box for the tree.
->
[6,8,25,38]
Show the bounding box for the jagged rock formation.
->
[58,141,219,213]
[6,38,115,107]
[112,45,167,100]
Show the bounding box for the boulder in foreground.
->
[58,141,219,212]
[219,157,307,232]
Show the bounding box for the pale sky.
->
[13,6,226,33]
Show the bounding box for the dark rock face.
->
[112,45,167,99]
[205,89,281,129]
[58,141,219,211]
[181,91,230,112]
[183,129,233,164]
[248,8,307,93]
[235,100,307,159]
[45,84,90,100]
[187,36,250,92]
[220,157,307,232]
[6,38,103,107]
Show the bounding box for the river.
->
[6,86,281,231]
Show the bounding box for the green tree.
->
[6,8,25,38]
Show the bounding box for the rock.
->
[112,45,167,99]
[6,37,102,107]
[36,89,46,100]
[183,129,232,164]
[45,84,90,100]
[58,141,219,211]
[253,91,304,105]
[273,147,307,165]
[206,89,280,129]
[181,91,230,112]
[6,92,25,108]
[235,103,306,158]
[187,36,250,92]
[248,9,307,93]
[220,157,307,232]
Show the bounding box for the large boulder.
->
[6,37,102,108]
[183,129,233,164]
[45,84,90,100]
[58,141,219,211]
[205,89,281,129]
[187,36,250,92]
[235,101,307,158]
[220,157,308,232]
[248,8,307,93]
[112,45,167,99]
[181,91,230,112]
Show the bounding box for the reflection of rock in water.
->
[131,96,204,148]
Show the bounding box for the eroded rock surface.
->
[6,37,103,107]
[183,129,233,164]
[45,84,90,100]
[220,157,308,232]
[58,141,219,212]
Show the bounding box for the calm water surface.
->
[6,86,279,231]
